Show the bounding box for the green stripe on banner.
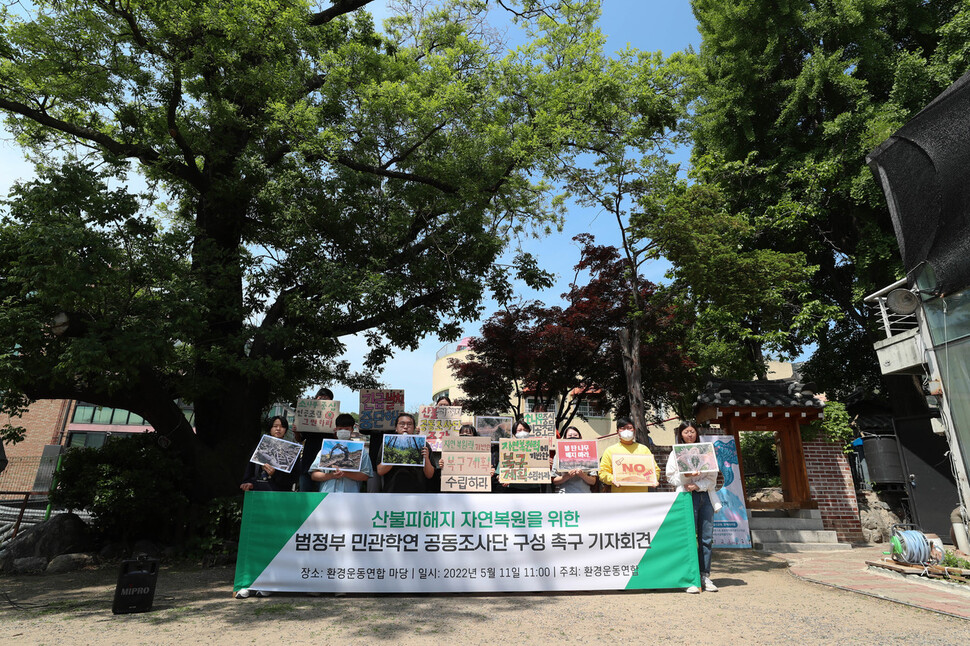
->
[233,492,326,591]
[625,492,700,590]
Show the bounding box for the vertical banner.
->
[358,389,405,431]
[702,435,751,548]
[234,492,701,593]
[294,399,340,434]
[522,411,556,438]
[418,405,463,451]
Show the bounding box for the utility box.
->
[873,328,924,375]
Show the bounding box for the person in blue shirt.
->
[309,413,374,492]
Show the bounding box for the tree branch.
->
[310,0,375,26]
[166,64,205,184]
[0,96,204,189]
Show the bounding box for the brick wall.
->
[0,399,72,493]
[804,438,864,543]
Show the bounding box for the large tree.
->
[0,0,604,496]
[679,0,970,397]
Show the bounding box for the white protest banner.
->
[250,435,303,474]
[358,389,405,431]
[294,399,340,434]
[418,405,463,451]
[498,437,550,485]
[702,434,751,549]
[234,492,701,593]
[522,411,556,438]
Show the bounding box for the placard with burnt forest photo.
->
[381,434,427,467]
[672,442,719,474]
[250,435,303,473]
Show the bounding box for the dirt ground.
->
[1,550,964,645]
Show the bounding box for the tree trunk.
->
[618,325,650,444]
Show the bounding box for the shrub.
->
[50,433,190,543]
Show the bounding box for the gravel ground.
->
[1,550,964,645]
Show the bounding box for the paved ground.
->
[784,544,970,620]
[0,548,965,645]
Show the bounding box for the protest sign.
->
[555,440,599,472]
[234,491,701,593]
[498,437,550,485]
[294,399,340,434]
[611,453,659,487]
[250,435,303,474]
[475,416,512,442]
[418,405,463,451]
[671,442,719,474]
[440,475,492,493]
[381,434,427,467]
[522,411,556,438]
[441,436,491,453]
[359,389,405,431]
[313,440,366,472]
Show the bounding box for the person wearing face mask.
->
[597,417,656,493]
[666,421,719,593]
[552,426,597,493]
[493,420,549,493]
[240,416,298,492]
[308,413,374,493]
[377,413,435,493]
[296,387,335,492]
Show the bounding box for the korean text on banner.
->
[294,399,340,434]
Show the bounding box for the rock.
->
[99,542,129,561]
[46,553,96,574]
[0,513,93,573]
[12,556,48,574]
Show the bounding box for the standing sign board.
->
[702,434,751,548]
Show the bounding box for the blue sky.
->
[0,1,702,414]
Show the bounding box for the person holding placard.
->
[665,421,719,594]
[296,387,334,492]
[377,413,435,492]
[552,427,597,493]
[309,413,374,493]
[240,416,297,492]
[597,418,656,493]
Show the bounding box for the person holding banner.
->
[597,418,656,493]
[240,416,297,492]
[309,413,374,493]
[665,421,718,594]
[552,427,597,493]
[377,413,435,492]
